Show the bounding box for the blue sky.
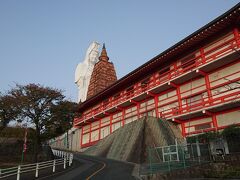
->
[0,0,239,102]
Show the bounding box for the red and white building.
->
[72,4,240,149]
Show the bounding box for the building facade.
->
[70,5,240,149]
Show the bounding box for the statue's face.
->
[85,42,100,64]
[89,50,98,63]
[92,42,100,49]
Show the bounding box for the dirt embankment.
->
[84,116,184,163]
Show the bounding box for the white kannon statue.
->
[75,42,100,103]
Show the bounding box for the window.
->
[103,99,109,109]
[186,94,203,109]
[159,66,170,76]
[195,123,211,131]
[113,93,120,99]
[126,86,134,92]
[141,78,150,88]
[126,86,134,98]
[159,66,170,82]
[180,53,196,70]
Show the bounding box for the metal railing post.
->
[168,160,171,172]
[35,163,39,178]
[53,159,56,172]
[70,154,72,166]
[70,154,73,166]
[175,139,179,161]
[191,144,195,161]
[182,147,186,169]
[72,154,73,165]
[148,148,152,175]
[196,139,201,164]
[17,165,21,180]
[64,158,66,169]
[68,154,71,166]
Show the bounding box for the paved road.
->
[43,153,137,180]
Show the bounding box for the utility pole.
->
[66,131,69,149]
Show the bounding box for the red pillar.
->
[110,114,113,133]
[99,119,102,140]
[130,100,140,119]
[200,48,206,64]
[181,123,186,137]
[212,114,218,130]
[154,95,159,118]
[147,92,159,118]
[169,82,182,114]
[199,48,214,105]
[137,103,140,119]
[176,86,182,114]
[110,97,113,108]
[80,127,83,147]
[233,28,240,48]
[205,74,213,104]
[122,109,125,126]
[196,69,213,105]
[89,123,92,143]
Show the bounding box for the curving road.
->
[41,153,138,180]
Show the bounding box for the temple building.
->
[72,4,240,148]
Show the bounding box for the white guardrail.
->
[0,149,73,180]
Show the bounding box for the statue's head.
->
[85,41,100,64]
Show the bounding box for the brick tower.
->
[87,44,117,99]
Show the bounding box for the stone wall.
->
[84,116,184,163]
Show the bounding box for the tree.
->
[5,83,76,161]
[0,94,20,129]
[222,124,240,139]
[43,100,78,139]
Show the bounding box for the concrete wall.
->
[217,110,240,127]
